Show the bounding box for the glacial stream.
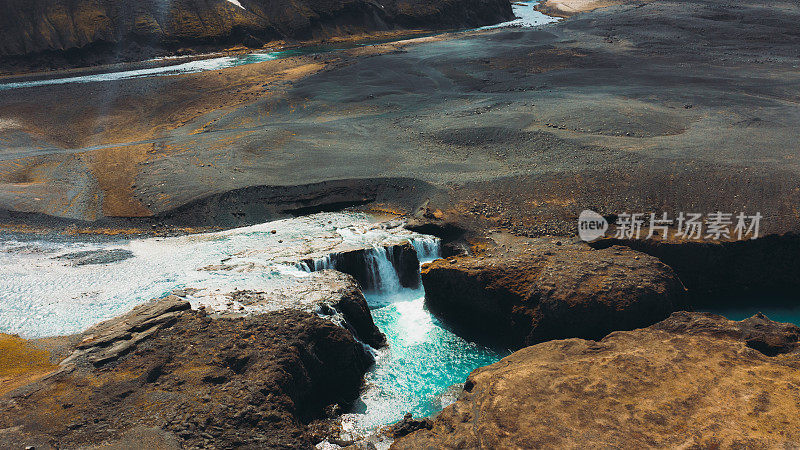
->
[301,238,508,441]
[0,1,556,91]
[0,212,507,441]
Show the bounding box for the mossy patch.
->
[0,333,56,395]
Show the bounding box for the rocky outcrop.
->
[60,296,191,369]
[156,177,436,229]
[421,236,686,347]
[0,0,514,70]
[0,306,373,449]
[535,0,619,18]
[591,234,800,307]
[393,312,800,449]
[187,270,387,348]
[304,270,387,348]
[387,413,433,439]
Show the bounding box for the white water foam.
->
[480,0,559,29]
[0,213,435,337]
[298,236,441,293]
[335,240,506,447]
[410,237,442,263]
[364,246,402,293]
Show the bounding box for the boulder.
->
[421,236,686,347]
[386,413,433,439]
[393,312,800,448]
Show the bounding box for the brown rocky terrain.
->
[0,0,513,71]
[393,312,800,448]
[0,297,374,449]
[420,233,686,347]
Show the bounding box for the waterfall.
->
[297,253,336,272]
[409,237,441,263]
[314,253,336,271]
[364,246,401,293]
[298,236,441,293]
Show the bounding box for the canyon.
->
[0,0,799,447]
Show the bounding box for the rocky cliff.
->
[0,0,513,69]
[421,235,686,347]
[393,312,800,448]
[0,299,373,449]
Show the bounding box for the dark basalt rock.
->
[387,413,433,438]
[591,234,800,308]
[421,237,687,348]
[55,248,135,266]
[329,274,388,347]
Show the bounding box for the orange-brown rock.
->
[393,312,800,449]
[0,307,372,449]
[421,236,686,347]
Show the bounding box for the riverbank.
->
[0,0,514,74]
[393,311,800,448]
[0,0,797,234]
[535,0,622,17]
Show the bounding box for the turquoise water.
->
[343,287,509,434]
[706,306,800,325]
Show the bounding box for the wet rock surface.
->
[300,241,421,291]
[421,235,686,347]
[288,270,387,348]
[0,304,372,449]
[54,248,135,266]
[386,413,433,439]
[393,312,800,449]
[180,270,387,347]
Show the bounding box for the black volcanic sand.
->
[0,0,797,237]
